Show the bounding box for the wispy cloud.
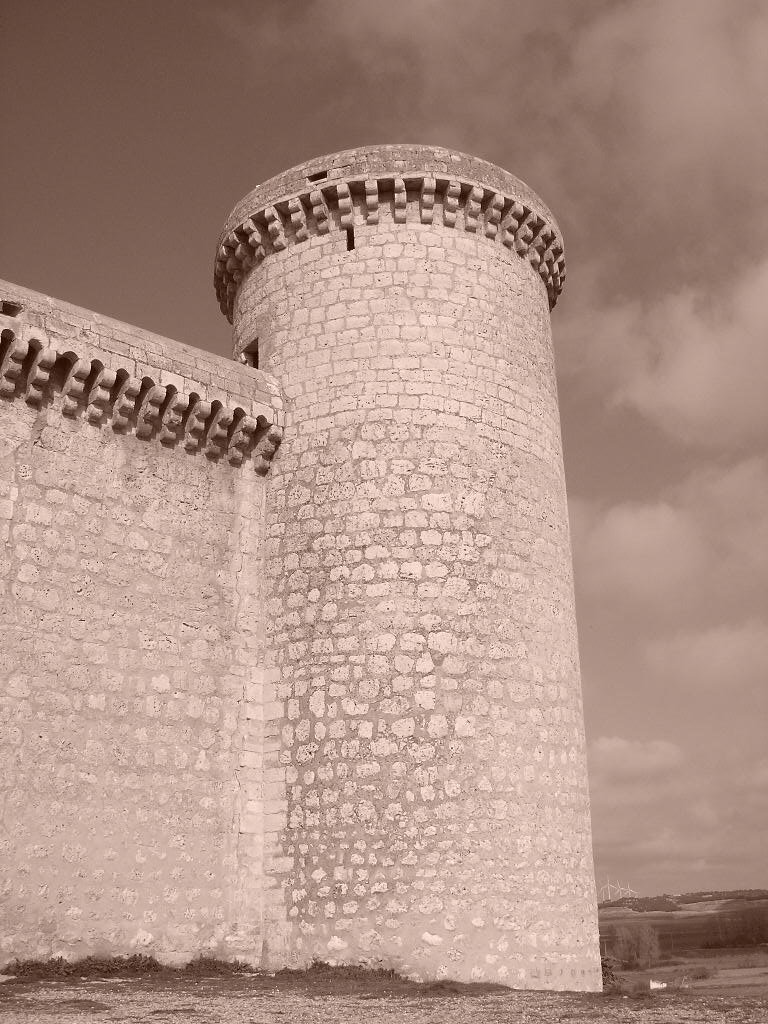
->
[647,620,768,692]
[572,457,768,620]
[561,260,768,449]
[590,740,768,890]
[590,737,684,784]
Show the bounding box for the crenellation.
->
[202,404,235,459]
[24,342,57,407]
[264,206,287,253]
[60,357,92,417]
[0,333,30,398]
[500,200,525,248]
[157,390,190,445]
[420,177,436,225]
[364,180,379,224]
[309,189,330,235]
[214,170,566,324]
[484,193,504,239]
[84,366,117,424]
[0,316,284,473]
[227,413,260,466]
[335,182,354,229]
[464,184,484,232]
[111,373,142,432]
[514,209,543,257]
[393,178,408,224]
[288,197,310,243]
[250,221,268,259]
[135,383,168,439]
[442,180,462,227]
[183,398,212,452]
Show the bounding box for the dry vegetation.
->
[1,952,767,1023]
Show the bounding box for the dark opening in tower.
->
[241,338,259,369]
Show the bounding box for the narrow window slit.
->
[346,227,355,251]
[240,338,259,369]
[307,170,328,183]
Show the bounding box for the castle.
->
[0,145,601,990]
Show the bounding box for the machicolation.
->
[1,144,601,991]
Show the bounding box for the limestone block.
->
[60,359,91,416]
[0,336,29,397]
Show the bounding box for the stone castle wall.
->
[223,146,599,989]
[0,145,600,991]
[0,282,284,962]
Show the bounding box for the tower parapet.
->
[216,145,600,990]
[214,145,565,323]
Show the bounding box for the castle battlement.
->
[0,316,283,472]
[215,146,565,322]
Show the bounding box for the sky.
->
[2,0,767,897]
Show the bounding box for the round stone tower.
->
[215,145,600,991]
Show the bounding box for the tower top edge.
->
[213,145,567,322]
[220,144,560,240]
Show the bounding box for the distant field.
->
[613,947,768,1001]
[599,895,768,954]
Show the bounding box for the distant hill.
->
[673,889,768,905]
[598,888,768,954]
[599,895,680,912]
[598,888,768,911]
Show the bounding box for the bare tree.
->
[612,924,660,969]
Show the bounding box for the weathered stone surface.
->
[0,285,283,964]
[227,145,599,990]
[0,144,599,991]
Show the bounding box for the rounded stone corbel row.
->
[0,324,283,474]
[213,174,566,322]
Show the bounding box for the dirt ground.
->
[2,964,768,1024]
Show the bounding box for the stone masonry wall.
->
[0,144,600,990]
[225,148,601,990]
[0,283,283,963]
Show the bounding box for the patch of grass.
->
[183,956,255,976]
[1,954,255,981]
[273,956,405,987]
[275,957,400,982]
[690,965,717,980]
[4,955,167,979]
[274,958,507,997]
[1,953,508,997]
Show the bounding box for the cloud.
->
[589,742,768,891]
[647,620,768,691]
[560,258,768,450]
[571,457,768,620]
[566,0,768,234]
[590,737,684,784]
[571,498,707,609]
